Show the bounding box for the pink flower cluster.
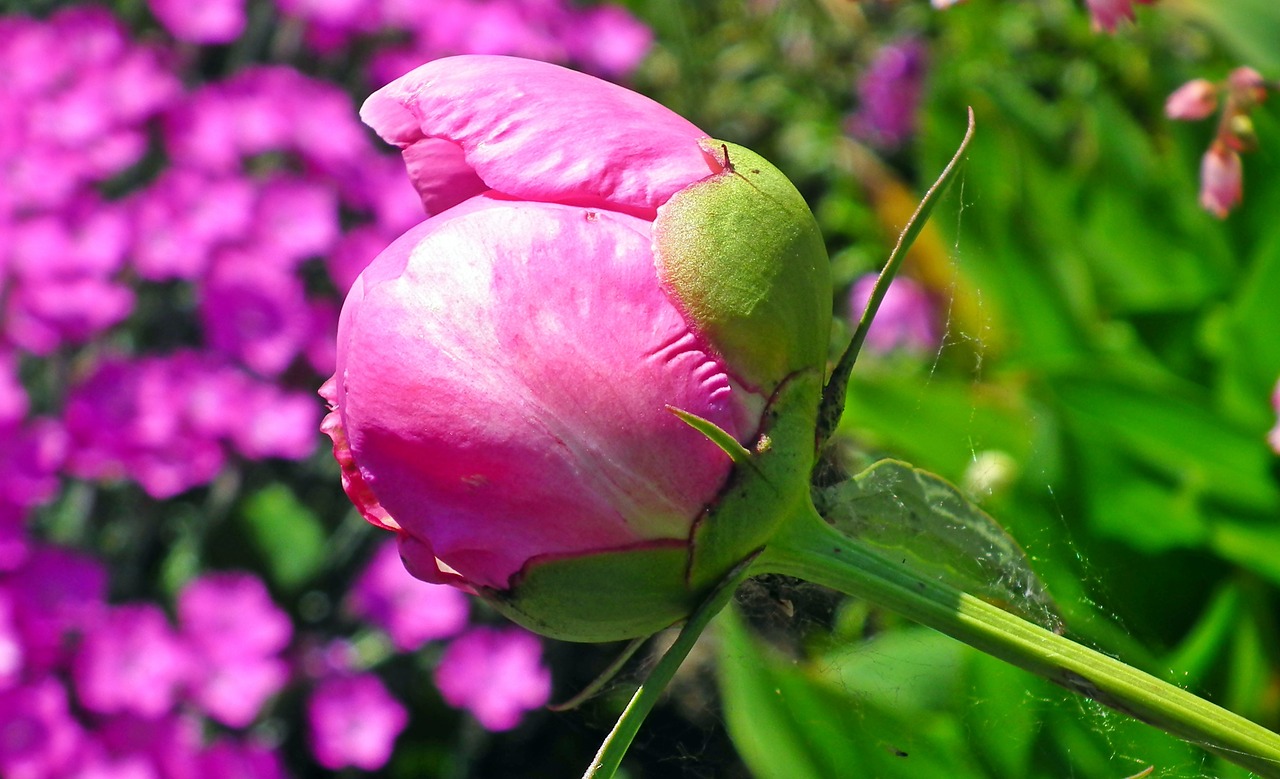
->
[0,538,553,776]
[0,553,292,779]
[1165,67,1272,219]
[272,0,651,84]
[2,1,589,773]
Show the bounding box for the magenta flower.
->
[434,627,551,731]
[148,0,246,43]
[0,677,84,779]
[177,572,292,727]
[847,38,929,150]
[307,673,407,771]
[849,274,941,354]
[348,539,470,651]
[72,604,191,717]
[9,545,107,672]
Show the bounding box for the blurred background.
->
[0,0,1277,776]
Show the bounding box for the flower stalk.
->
[755,508,1280,778]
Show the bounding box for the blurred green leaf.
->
[717,609,990,779]
[239,483,328,591]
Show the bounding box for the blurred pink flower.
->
[348,539,470,651]
[63,355,227,498]
[1199,143,1242,219]
[9,545,107,672]
[126,170,256,281]
[148,0,247,43]
[849,274,941,354]
[72,604,191,717]
[200,256,312,376]
[1165,78,1218,121]
[0,591,22,690]
[847,38,929,149]
[0,677,84,779]
[1085,0,1155,33]
[177,572,293,727]
[307,673,407,771]
[165,66,367,173]
[433,627,550,731]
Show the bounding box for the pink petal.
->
[360,55,719,217]
[328,195,759,589]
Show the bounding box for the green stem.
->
[755,509,1280,778]
[581,554,757,779]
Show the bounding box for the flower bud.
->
[322,56,831,641]
[1199,143,1242,219]
[1164,79,1218,121]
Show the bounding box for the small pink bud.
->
[1164,79,1218,121]
[1199,144,1243,219]
[1085,0,1154,32]
[1269,380,1280,454]
[1228,66,1268,105]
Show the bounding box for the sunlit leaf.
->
[813,459,1061,630]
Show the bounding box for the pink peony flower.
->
[434,626,551,731]
[323,56,830,642]
[307,673,407,771]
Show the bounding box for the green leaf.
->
[239,483,328,591]
[813,459,1061,630]
[718,609,989,779]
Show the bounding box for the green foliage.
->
[239,483,329,591]
[630,1,1280,776]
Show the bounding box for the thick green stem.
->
[581,554,758,779]
[755,509,1280,778]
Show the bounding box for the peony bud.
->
[322,56,831,641]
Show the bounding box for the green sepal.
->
[687,369,824,593]
[654,139,832,390]
[480,542,697,643]
[667,405,756,468]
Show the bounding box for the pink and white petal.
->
[360,55,720,217]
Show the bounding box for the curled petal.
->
[360,55,720,217]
